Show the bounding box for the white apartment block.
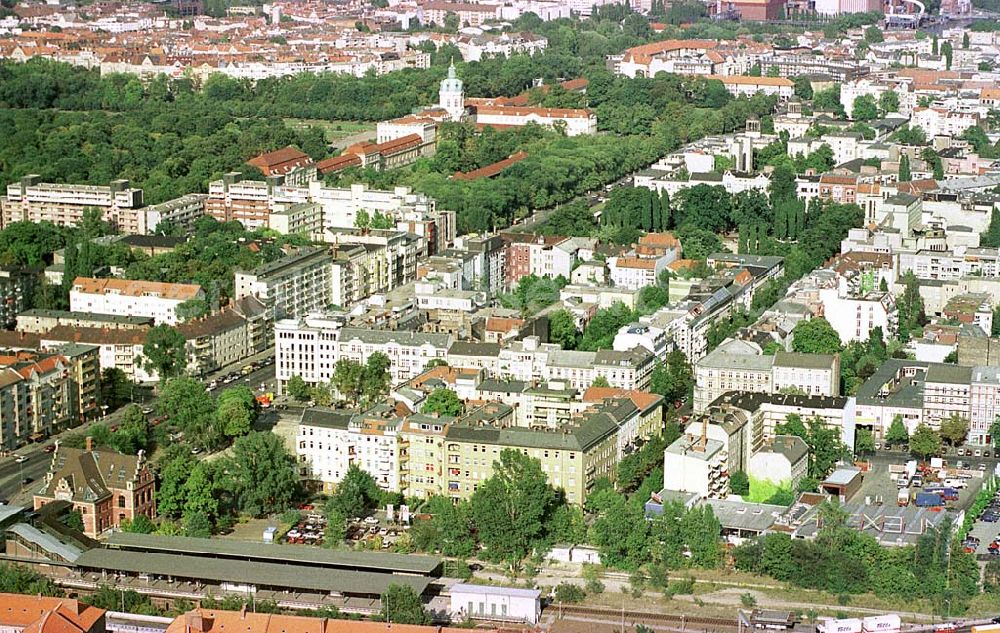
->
[693,339,840,412]
[295,407,402,493]
[663,434,729,498]
[268,202,324,241]
[818,285,897,343]
[142,194,207,234]
[911,106,984,138]
[608,255,672,290]
[69,277,203,326]
[234,247,334,319]
[2,175,145,234]
[898,247,1000,281]
[275,316,453,394]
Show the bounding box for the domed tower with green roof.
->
[438,60,465,121]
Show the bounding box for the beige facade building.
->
[2,175,145,234]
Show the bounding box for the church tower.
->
[438,61,465,121]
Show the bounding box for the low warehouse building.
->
[449,584,540,624]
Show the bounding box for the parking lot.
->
[854,454,987,514]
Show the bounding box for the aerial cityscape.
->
[2,0,1000,631]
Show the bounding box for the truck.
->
[923,486,959,501]
[914,492,944,507]
[943,477,967,489]
[969,626,1000,633]
[862,615,901,633]
[896,488,910,506]
[817,618,863,633]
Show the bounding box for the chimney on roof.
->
[185,612,206,633]
[85,436,93,452]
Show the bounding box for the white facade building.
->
[69,277,203,326]
[275,316,453,393]
[450,585,541,624]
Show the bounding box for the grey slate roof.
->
[75,548,431,596]
[299,407,355,430]
[105,532,441,574]
[773,351,836,370]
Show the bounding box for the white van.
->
[944,478,967,489]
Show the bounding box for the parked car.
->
[43,444,55,453]
[364,516,379,525]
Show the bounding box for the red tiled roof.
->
[582,386,664,412]
[453,151,528,181]
[247,146,313,177]
[316,154,362,175]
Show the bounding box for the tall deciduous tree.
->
[548,309,579,350]
[421,388,464,417]
[380,584,430,625]
[143,324,187,379]
[885,415,910,447]
[791,318,842,354]
[909,423,941,459]
[226,432,299,516]
[470,449,558,562]
[216,386,257,438]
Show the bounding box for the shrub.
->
[554,583,586,603]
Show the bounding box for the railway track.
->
[549,604,738,629]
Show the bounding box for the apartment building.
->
[443,402,619,505]
[819,285,897,344]
[663,430,729,498]
[501,235,593,289]
[175,297,271,376]
[694,338,842,411]
[466,336,654,391]
[911,106,983,138]
[898,247,1000,281]
[328,229,419,295]
[69,277,204,326]
[2,175,145,234]
[275,316,452,394]
[608,256,669,290]
[142,193,207,235]
[205,173,309,230]
[48,343,101,426]
[422,2,500,27]
[0,352,75,451]
[302,184,455,256]
[0,266,39,329]
[268,202,324,241]
[34,439,156,538]
[16,309,153,334]
[234,247,334,319]
[40,326,156,384]
[853,359,981,440]
[614,39,720,78]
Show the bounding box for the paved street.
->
[0,350,276,505]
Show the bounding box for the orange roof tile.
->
[71,277,202,301]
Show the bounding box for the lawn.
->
[283,118,375,143]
